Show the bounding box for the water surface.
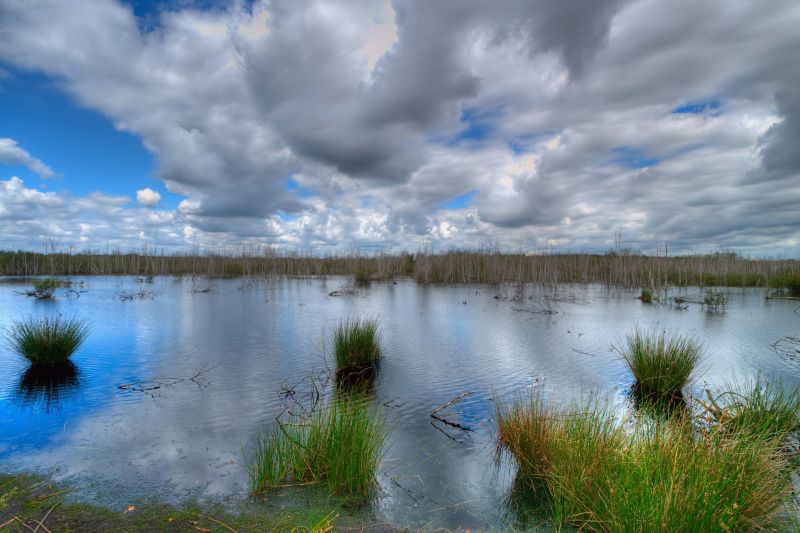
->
[1,277,798,529]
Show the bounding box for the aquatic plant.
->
[702,289,728,311]
[496,389,559,481]
[639,288,653,303]
[32,277,62,298]
[548,415,793,531]
[6,315,89,365]
[621,327,703,400]
[704,377,800,445]
[333,318,381,371]
[497,394,796,531]
[249,397,386,497]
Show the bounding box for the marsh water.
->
[0,276,798,529]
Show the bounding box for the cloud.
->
[0,0,799,255]
[0,138,55,179]
[136,187,161,207]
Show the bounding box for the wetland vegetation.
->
[332,318,381,373]
[497,383,799,532]
[2,249,799,290]
[620,327,704,401]
[6,316,89,365]
[249,396,387,498]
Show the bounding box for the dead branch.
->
[431,392,473,416]
[430,392,474,434]
[118,364,216,397]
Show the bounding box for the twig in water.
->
[431,391,473,416]
[118,364,216,397]
[572,348,603,357]
[430,392,474,434]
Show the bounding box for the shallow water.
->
[0,277,798,529]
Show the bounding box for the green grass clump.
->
[709,377,800,444]
[32,277,62,298]
[497,395,795,532]
[333,318,381,371]
[621,327,703,400]
[639,288,653,303]
[551,416,792,531]
[6,316,89,365]
[249,397,387,497]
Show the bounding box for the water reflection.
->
[335,365,377,396]
[17,362,80,411]
[502,472,552,529]
[628,389,689,420]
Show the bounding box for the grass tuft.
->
[703,289,728,311]
[639,288,653,303]
[552,415,792,531]
[32,277,63,298]
[249,397,387,497]
[6,315,89,365]
[497,394,796,532]
[333,318,381,372]
[496,389,558,482]
[621,327,703,400]
[708,376,800,445]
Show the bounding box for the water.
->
[0,277,798,529]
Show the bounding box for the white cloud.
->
[0,0,798,255]
[136,187,161,207]
[0,138,55,179]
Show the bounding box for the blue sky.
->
[0,70,183,207]
[0,0,798,255]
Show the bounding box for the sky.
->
[0,0,799,256]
